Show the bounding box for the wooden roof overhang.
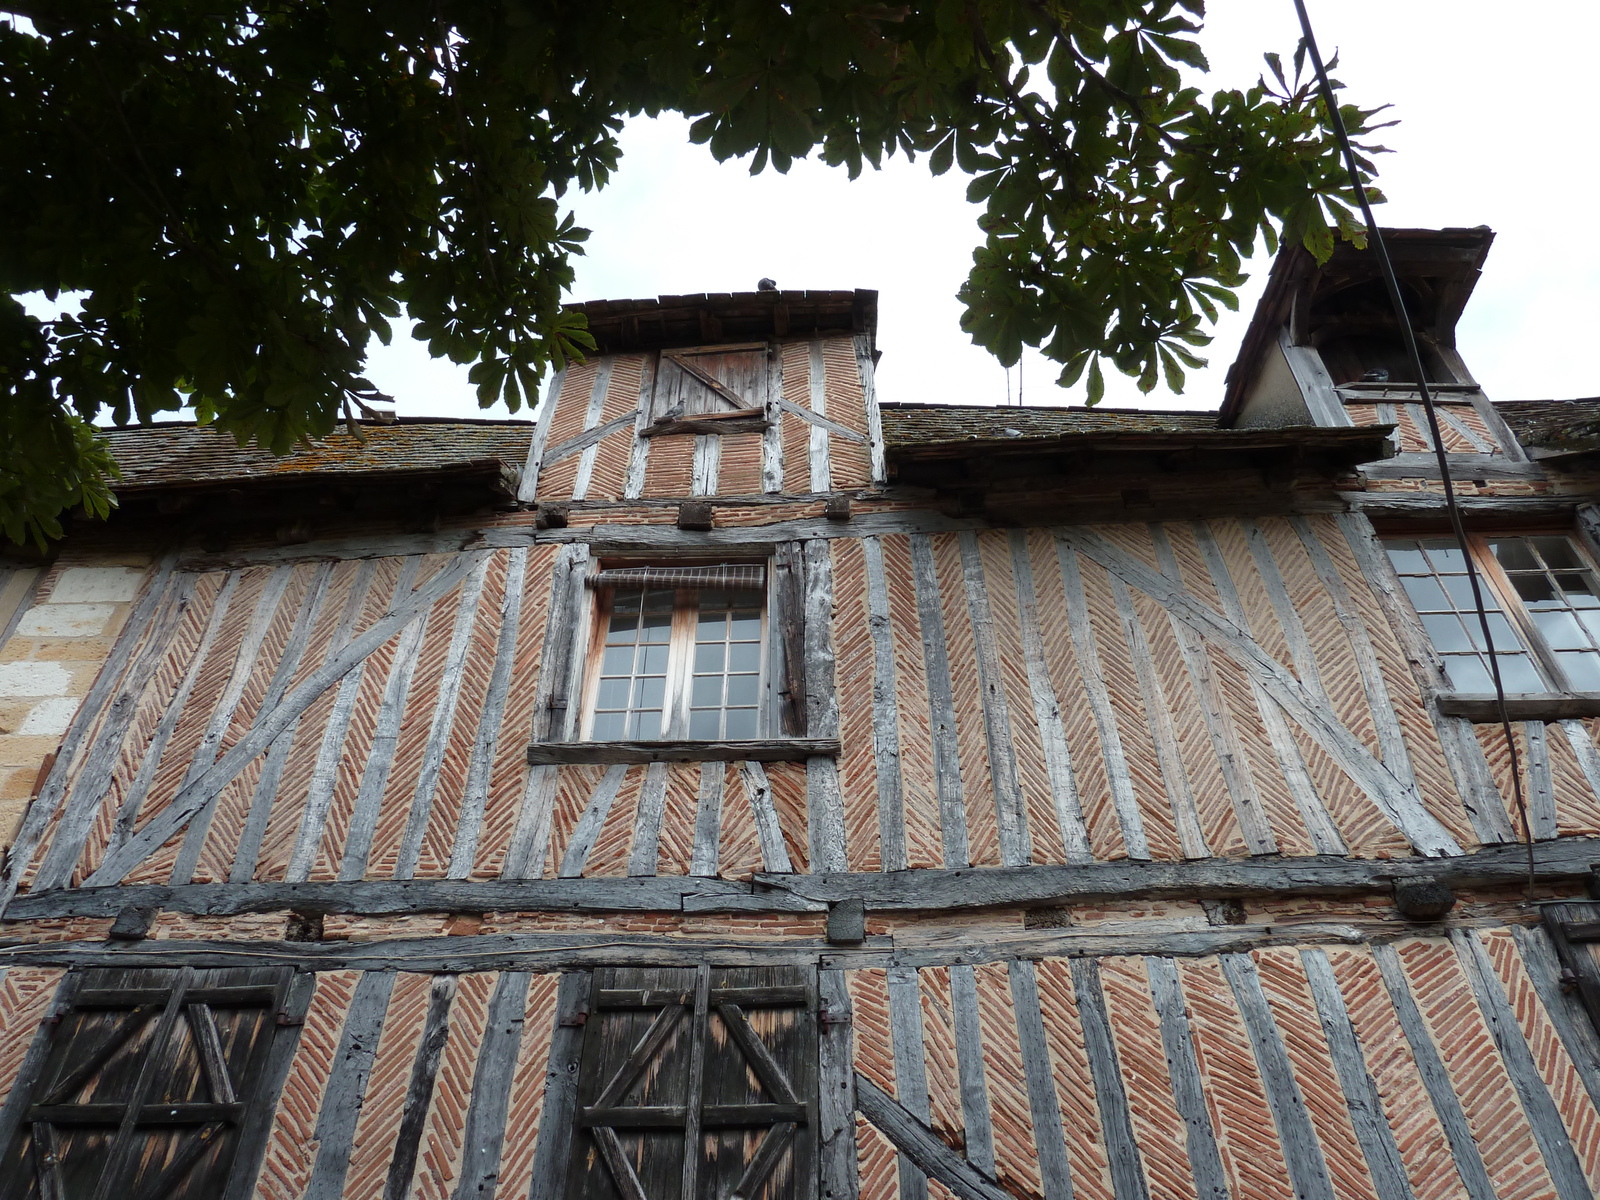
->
[1219,226,1495,424]
[886,422,1395,524]
[568,288,877,353]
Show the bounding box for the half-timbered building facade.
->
[7,231,1600,1200]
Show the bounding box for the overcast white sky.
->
[31,2,1600,421]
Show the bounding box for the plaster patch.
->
[17,604,114,638]
[49,566,145,603]
[0,662,71,697]
[17,696,79,737]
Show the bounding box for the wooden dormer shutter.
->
[566,965,817,1200]
[652,346,771,421]
[0,966,296,1200]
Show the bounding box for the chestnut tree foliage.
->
[0,0,1385,545]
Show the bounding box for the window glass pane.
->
[724,708,758,739]
[1383,540,1429,572]
[730,611,762,640]
[1532,537,1583,569]
[1442,655,1494,692]
[1495,654,1546,693]
[728,641,762,673]
[629,709,662,740]
[592,711,627,740]
[691,675,724,707]
[596,678,632,709]
[688,708,721,739]
[1488,538,1540,572]
[1420,541,1467,571]
[640,643,670,674]
[601,646,635,675]
[1402,576,1449,610]
[1421,613,1473,653]
[641,613,672,642]
[1510,573,1558,604]
[635,675,666,710]
[1558,651,1600,690]
[1438,573,1485,609]
[727,674,761,707]
[1532,609,1589,650]
[1558,574,1600,604]
[694,642,725,673]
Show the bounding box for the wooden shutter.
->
[653,348,770,420]
[566,965,817,1200]
[1544,902,1600,1033]
[0,966,294,1200]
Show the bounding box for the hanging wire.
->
[1290,0,1536,893]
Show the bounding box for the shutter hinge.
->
[276,1010,305,1027]
[559,1007,589,1027]
[547,697,569,712]
[1561,968,1581,994]
[818,1004,851,1028]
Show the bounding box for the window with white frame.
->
[582,564,767,741]
[1383,533,1600,694]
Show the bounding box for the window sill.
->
[1436,693,1600,722]
[526,738,840,765]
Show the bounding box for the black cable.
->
[1289,0,1535,891]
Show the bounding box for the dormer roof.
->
[567,288,877,353]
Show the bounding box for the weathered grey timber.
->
[86,551,492,887]
[449,547,528,878]
[395,556,491,879]
[542,410,634,471]
[1007,531,1092,862]
[1194,522,1345,856]
[1071,958,1151,1200]
[1339,492,1576,519]
[1452,929,1592,1200]
[527,973,589,1200]
[740,760,796,874]
[384,974,457,1200]
[1054,536,1150,859]
[1147,524,1260,857]
[571,359,618,501]
[805,538,848,873]
[911,533,970,868]
[1109,572,1208,857]
[16,836,1600,920]
[1335,512,1514,844]
[1279,329,1347,426]
[855,334,885,482]
[948,963,996,1180]
[556,509,990,556]
[1525,720,1558,840]
[558,764,630,878]
[853,1076,1016,1200]
[959,532,1031,867]
[863,536,909,871]
[453,971,532,1200]
[1360,455,1546,482]
[623,356,657,500]
[1219,953,1336,1200]
[627,762,670,877]
[887,966,931,1200]
[528,739,851,764]
[0,971,76,1161]
[808,340,832,492]
[690,762,725,877]
[1143,956,1230,1200]
[105,572,240,864]
[303,970,397,1200]
[772,394,869,444]
[520,368,564,504]
[763,350,786,494]
[264,559,379,884]
[1298,948,1415,1200]
[817,969,859,1200]
[333,607,431,882]
[1008,960,1074,1200]
[1061,524,1464,855]
[1510,925,1600,1118]
[503,765,560,881]
[691,431,720,496]
[223,969,316,1200]
[1436,695,1600,721]
[16,555,182,900]
[1370,943,1496,1200]
[529,543,591,744]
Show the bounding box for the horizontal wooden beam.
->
[757,836,1600,910]
[5,877,827,920]
[526,739,839,765]
[1435,694,1600,721]
[1339,492,1575,519]
[9,839,1598,925]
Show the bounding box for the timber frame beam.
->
[7,837,1599,922]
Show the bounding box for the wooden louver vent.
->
[567,966,817,1200]
[0,966,293,1200]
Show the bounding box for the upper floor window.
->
[582,564,767,741]
[1384,533,1600,693]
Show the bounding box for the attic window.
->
[1308,277,1450,386]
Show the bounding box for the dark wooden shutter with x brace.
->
[0,966,294,1200]
[566,965,817,1200]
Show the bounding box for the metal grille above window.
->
[0,966,296,1200]
[589,565,767,592]
[565,965,816,1200]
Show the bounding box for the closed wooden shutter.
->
[1544,902,1600,1033]
[566,965,817,1200]
[0,966,294,1200]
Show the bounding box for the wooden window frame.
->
[577,560,773,744]
[1383,526,1600,717]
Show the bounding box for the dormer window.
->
[1308,278,1450,386]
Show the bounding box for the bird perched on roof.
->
[757,278,778,292]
